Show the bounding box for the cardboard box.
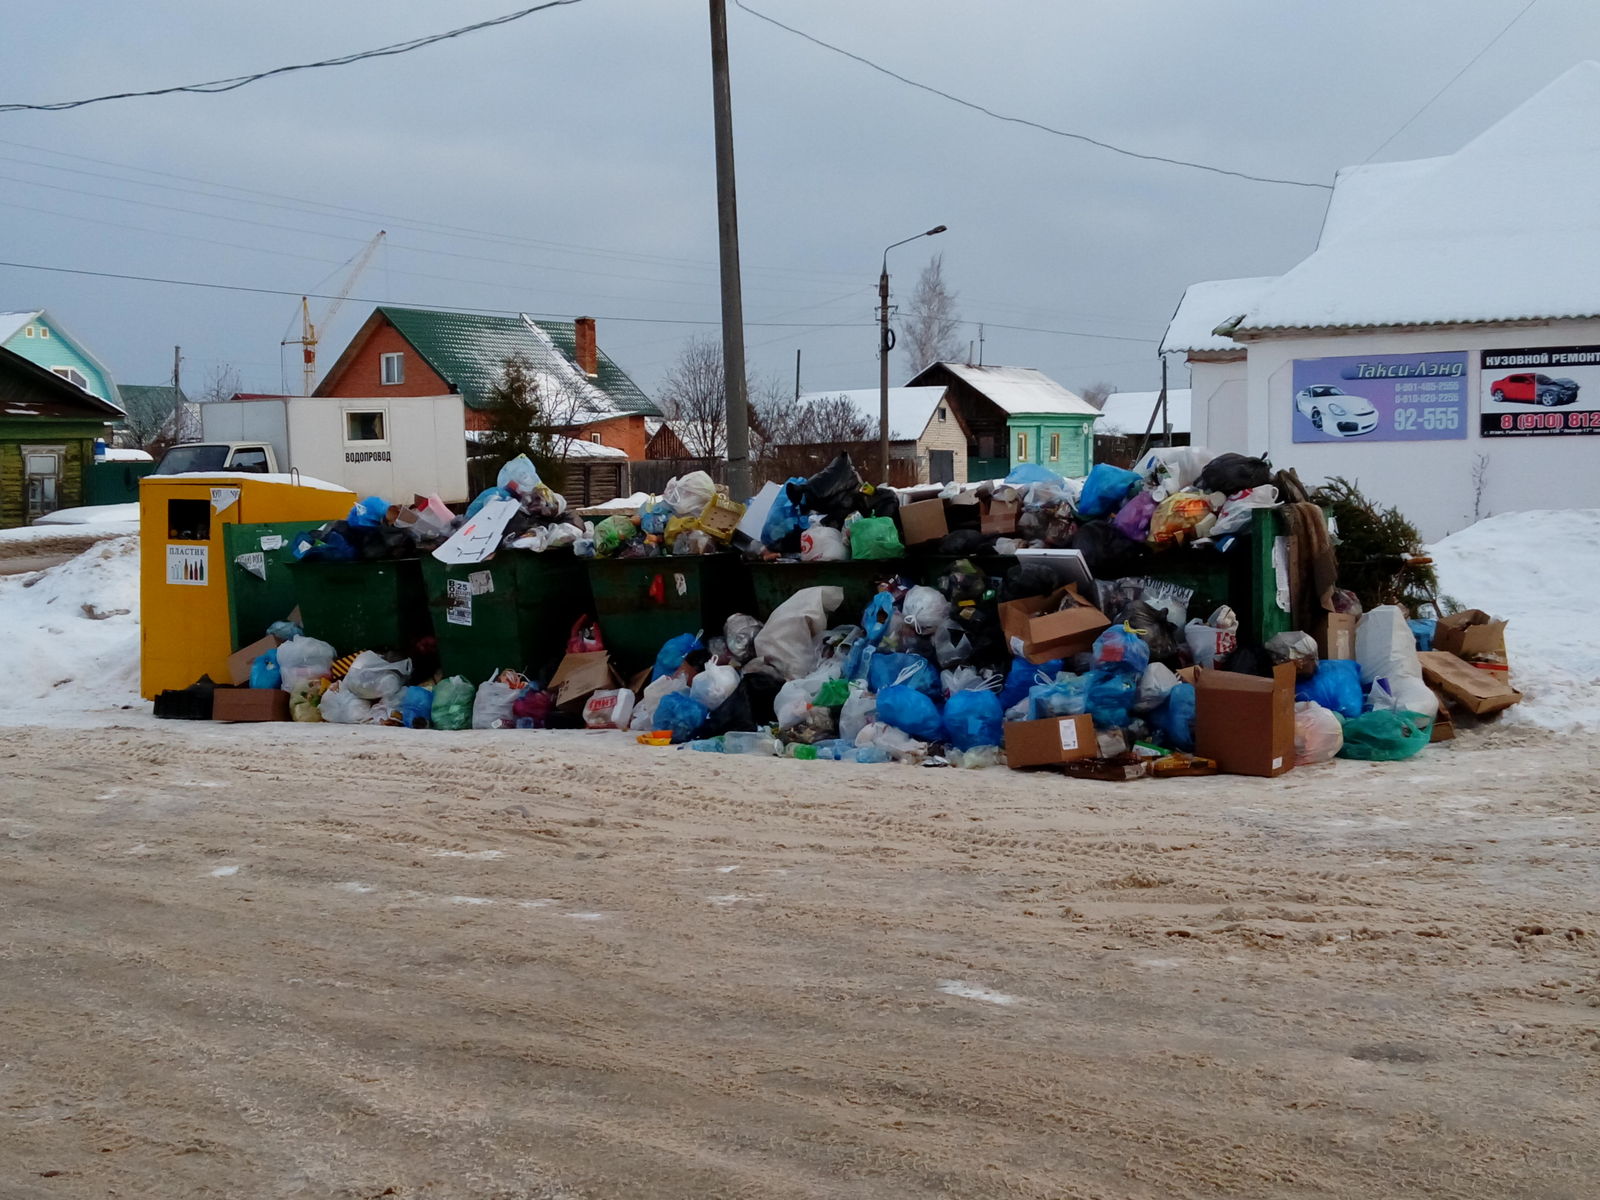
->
[227,634,283,686]
[897,497,949,546]
[1433,610,1507,660]
[1314,612,1357,661]
[1428,686,1456,743]
[547,650,621,710]
[998,585,1112,664]
[1417,650,1523,715]
[1004,714,1098,768]
[211,686,290,722]
[980,496,1020,536]
[1062,754,1151,782]
[1194,663,1297,777]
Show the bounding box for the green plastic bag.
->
[1337,709,1431,761]
[814,677,851,708]
[850,516,903,560]
[431,675,476,732]
[594,514,639,558]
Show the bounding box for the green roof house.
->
[906,362,1101,480]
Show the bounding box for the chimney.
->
[574,316,597,376]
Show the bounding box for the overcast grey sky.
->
[3,0,1594,400]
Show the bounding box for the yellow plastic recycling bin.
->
[139,474,354,698]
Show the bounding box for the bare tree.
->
[1471,453,1490,521]
[658,335,731,458]
[1078,380,1116,411]
[145,362,237,455]
[900,253,963,374]
[119,388,182,449]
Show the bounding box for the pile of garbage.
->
[744,454,906,562]
[574,469,746,559]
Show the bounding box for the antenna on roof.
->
[978,323,985,367]
[967,339,974,366]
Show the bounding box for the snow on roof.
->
[557,437,629,459]
[1241,62,1600,333]
[100,447,153,462]
[156,471,352,493]
[932,364,1099,416]
[1160,277,1276,354]
[1316,157,1447,247]
[1097,389,1193,436]
[796,386,948,441]
[30,502,139,526]
[0,310,40,343]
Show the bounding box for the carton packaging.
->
[1194,663,1297,777]
[980,496,1021,536]
[1416,650,1523,715]
[1433,610,1507,660]
[226,635,283,686]
[997,584,1112,664]
[212,686,290,722]
[547,651,622,710]
[1428,685,1456,743]
[1004,714,1097,768]
[1314,612,1357,661]
[897,498,949,547]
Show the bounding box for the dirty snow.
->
[1429,508,1600,731]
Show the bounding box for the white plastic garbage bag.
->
[1355,606,1437,719]
[754,586,843,679]
[319,683,375,725]
[774,664,839,731]
[1184,606,1239,669]
[342,650,411,701]
[276,635,336,691]
[1133,445,1212,493]
[853,721,928,763]
[664,470,717,516]
[838,683,877,742]
[471,677,520,729]
[1210,485,1280,538]
[583,688,636,730]
[690,663,739,710]
[800,524,848,562]
[1134,662,1179,712]
[902,585,951,635]
[1294,701,1344,765]
[630,676,688,731]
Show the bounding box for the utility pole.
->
[708,0,751,501]
[878,267,893,481]
[794,348,801,403]
[171,345,182,392]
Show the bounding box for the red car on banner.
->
[1489,372,1580,406]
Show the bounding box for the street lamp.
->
[879,224,947,482]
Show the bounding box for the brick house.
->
[315,307,660,457]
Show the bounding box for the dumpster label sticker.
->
[259,534,284,551]
[167,544,209,586]
[446,579,473,626]
[674,572,687,597]
[234,551,267,581]
[1057,719,1080,752]
[209,487,241,513]
[468,570,494,596]
[432,498,518,565]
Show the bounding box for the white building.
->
[1164,62,1600,540]
[1097,389,1193,443]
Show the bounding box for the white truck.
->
[154,394,469,503]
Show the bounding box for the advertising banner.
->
[1291,352,1468,443]
[1480,346,1600,437]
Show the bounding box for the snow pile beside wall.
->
[0,535,141,717]
[1430,509,1600,731]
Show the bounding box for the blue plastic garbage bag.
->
[267,620,303,641]
[1296,659,1362,719]
[1077,463,1143,519]
[465,486,511,520]
[654,691,710,743]
[652,632,703,681]
[877,685,943,742]
[640,501,673,536]
[1000,656,1061,709]
[1155,682,1196,751]
[1085,667,1139,729]
[867,651,938,698]
[1092,624,1151,675]
[1004,462,1067,487]
[760,478,808,546]
[861,592,895,644]
[347,496,390,527]
[844,638,875,682]
[944,689,1002,751]
[249,649,281,689]
[399,685,434,728]
[291,527,355,561]
[1027,672,1087,719]
[1408,618,1437,652]
[496,454,541,493]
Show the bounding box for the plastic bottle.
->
[956,746,1002,769]
[688,738,725,753]
[811,738,853,760]
[788,744,819,760]
[852,746,891,764]
[722,731,777,756]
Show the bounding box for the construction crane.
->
[282,230,386,394]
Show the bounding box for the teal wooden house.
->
[907,361,1101,480]
[0,309,121,410]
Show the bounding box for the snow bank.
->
[1430,509,1600,731]
[0,535,141,717]
[31,502,140,527]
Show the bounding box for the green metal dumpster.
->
[586,554,754,674]
[420,550,592,683]
[286,558,431,656]
[223,521,331,649]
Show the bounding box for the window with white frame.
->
[38,326,49,338]
[23,325,34,338]
[590,433,602,444]
[51,366,89,390]
[380,352,404,385]
[1016,431,1028,460]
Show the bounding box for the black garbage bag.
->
[1112,599,1180,664]
[860,485,900,521]
[1197,452,1272,496]
[701,683,757,736]
[938,528,988,557]
[1071,520,1143,575]
[789,453,862,519]
[738,661,787,726]
[1015,509,1047,543]
[153,674,219,721]
[1000,562,1060,602]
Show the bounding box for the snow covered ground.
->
[31,502,140,527]
[1430,508,1600,732]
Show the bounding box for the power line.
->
[731,0,1330,191]
[1362,0,1542,162]
[0,258,873,329]
[0,1,588,113]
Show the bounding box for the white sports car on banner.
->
[1294,385,1379,437]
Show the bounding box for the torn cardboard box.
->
[1004,714,1097,768]
[998,585,1112,664]
[897,498,949,547]
[547,650,622,711]
[1417,650,1522,716]
[226,634,282,687]
[1194,663,1297,778]
[1314,612,1357,661]
[1433,610,1507,663]
[980,495,1020,536]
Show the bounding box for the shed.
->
[906,362,1099,479]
